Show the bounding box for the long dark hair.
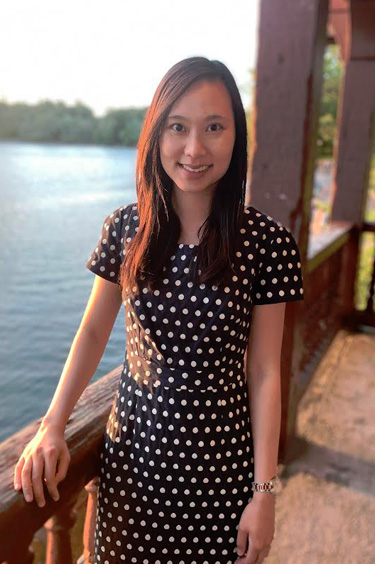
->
[119,56,248,300]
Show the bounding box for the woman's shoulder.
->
[242,203,296,243]
[108,201,137,219]
[104,201,138,227]
[242,204,304,304]
[241,203,302,263]
[243,203,286,230]
[118,201,138,239]
[98,201,139,246]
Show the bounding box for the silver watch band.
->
[251,474,278,494]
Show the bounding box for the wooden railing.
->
[299,220,355,392]
[0,365,121,564]
[1,219,374,563]
[297,218,375,398]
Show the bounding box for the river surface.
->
[0,141,137,441]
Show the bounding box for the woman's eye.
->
[169,122,223,133]
[207,123,223,132]
[170,123,185,132]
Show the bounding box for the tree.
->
[317,43,343,157]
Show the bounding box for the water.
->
[0,141,137,442]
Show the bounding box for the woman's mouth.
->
[177,163,212,178]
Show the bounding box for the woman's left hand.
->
[234,493,276,564]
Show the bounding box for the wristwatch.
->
[251,474,283,495]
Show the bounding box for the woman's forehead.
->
[167,80,233,119]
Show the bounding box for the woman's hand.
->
[234,493,276,564]
[13,423,71,508]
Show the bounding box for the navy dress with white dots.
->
[85,201,304,564]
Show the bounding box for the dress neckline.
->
[177,243,199,249]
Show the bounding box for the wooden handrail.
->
[0,364,122,564]
[306,219,353,271]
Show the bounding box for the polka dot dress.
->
[85,202,304,563]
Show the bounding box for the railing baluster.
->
[78,477,99,564]
[44,498,78,564]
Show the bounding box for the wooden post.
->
[328,1,375,322]
[330,1,375,226]
[247,0,329,459]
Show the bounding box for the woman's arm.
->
[245,302,286,490]
[14,274,123,505]
[235,302,286,562]
[41,274,123,431]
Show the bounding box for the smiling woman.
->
[13,56,304,564]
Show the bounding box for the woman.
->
[14,56,304,564]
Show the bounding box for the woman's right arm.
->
[13,274,123,507]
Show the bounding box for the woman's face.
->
[159,79,236,196]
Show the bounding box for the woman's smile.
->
[177,163,213,178]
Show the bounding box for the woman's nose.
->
[184,131,207,158]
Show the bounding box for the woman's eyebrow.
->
[167,114,229,121]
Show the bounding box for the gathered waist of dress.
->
[123,352,245,392]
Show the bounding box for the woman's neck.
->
[171,187,212,243]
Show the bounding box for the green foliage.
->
[316,44,343,157]
[356,226,375,311]
[369,153,375,190]
[244,46,342,158]
[0,100,147,147]
[93,108,146,146]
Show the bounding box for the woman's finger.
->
[31,450,46,507]
[20,457,34,502]
[14,456,26,490]
[55,447,70,484]
[242,537,261,564]
[43,447,60,501]
[236,527,248,560]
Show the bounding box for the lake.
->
[0,141,137,442]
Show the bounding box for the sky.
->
[0,0,260,117]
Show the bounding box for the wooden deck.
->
[266,328,375,563]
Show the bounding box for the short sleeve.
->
[85,207,125,285]
[251,225,304,305]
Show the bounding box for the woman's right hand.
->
[13,423,71,508]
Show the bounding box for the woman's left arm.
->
[246,301,286,486]
[235,301,287,564]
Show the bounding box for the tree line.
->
[0,101,147,146]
